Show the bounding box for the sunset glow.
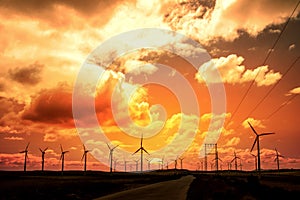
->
[0,0,299,172]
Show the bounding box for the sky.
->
[0,0,299,172]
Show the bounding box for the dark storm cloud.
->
[9,62,43,85]
[22,83,74,125]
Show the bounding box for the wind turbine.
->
[231,151,240,170]
[161,156,165,170]
[39,147,48,172]
[20,142,30,172]
[134,159,139,172]
[178,157,184,169]
[248,121,275,172]
[274,148,284,171]
[250,153,257,171]
[59,144,69,174]
[107,143,119,173]
[132,134,149,172]
[81,144,90,173]
[145,158,152,171]
[165,160,169,170]
[174,157,178,169]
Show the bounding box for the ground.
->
[0,170,299,199]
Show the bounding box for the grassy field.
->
[0,170,299,200]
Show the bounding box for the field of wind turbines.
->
[1,122,299,200]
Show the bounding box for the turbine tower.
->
[59,144,69,174]
[132,134,149,172]
[123,158,128,172]
[248,121,275,172]
[39,147,48,172]
[20,142,30,172]
[81,144,90,173]
[107,143,119,173]
[250,153,257,171]
[274,148,284,171]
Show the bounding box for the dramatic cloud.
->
[22,83,73,125]
[164,0,299,44]
[195,54,282,86]
[8,62,43,85]
[224,136,240,147]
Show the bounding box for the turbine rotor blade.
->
[39,148,43,153]
[25,142,30,150]
[142,147,150,155]
[132,148,141,155]
[247,122,258,135]
[250,137,258,152]
[259,132,275,136]
[112,145,119,150]
[60,144,63,152]
[44,147,48,152]
[106,143,111,150]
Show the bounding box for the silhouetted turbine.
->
[81,144,90,173]
[231,151,240,170]
[60,144,69,174]
[20,142,30,172]
[274,148,284,171]
[132,134,149,172]
[178,157,184,169]
[134,159,139,172]
[107,143,119,173]
[145,158,152,171]
[248,121,275,172]
[39,147,48,172]
[160,156,165,170]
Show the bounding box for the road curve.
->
[94,175,195,200]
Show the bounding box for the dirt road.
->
[94,175,195,200]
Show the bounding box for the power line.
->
[246,56,300,117]
[266,94,299,119]
[225,1,300,128]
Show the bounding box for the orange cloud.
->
[242,117,265,129]
[286,86,300,95]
